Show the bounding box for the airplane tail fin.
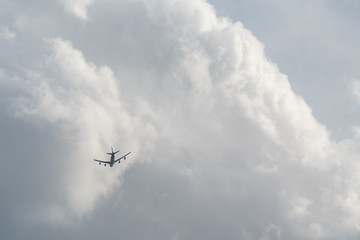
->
[107,147,119,155]
[107,146,113,155]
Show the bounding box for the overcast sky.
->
[1,0,360,239]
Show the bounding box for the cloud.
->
[11,37,156,222]
[1,26,16,40]
[1,0,360,239]
[60,0,94,20]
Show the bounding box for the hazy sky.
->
[1,0,360,239]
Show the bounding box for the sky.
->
[1,0,360,239]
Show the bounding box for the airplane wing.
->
[115,152,131,163]
[94,159,111,164]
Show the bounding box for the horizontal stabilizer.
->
[108,150,120,155]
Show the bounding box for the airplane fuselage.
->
[109,153,115,167]
[104,151,117,167]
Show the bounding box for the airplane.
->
[94,147,131,167]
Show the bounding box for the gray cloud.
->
[1,0,360,239]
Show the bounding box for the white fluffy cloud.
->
[60,0,94,20]
[12,37,158,221]
[1,0,360,239]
